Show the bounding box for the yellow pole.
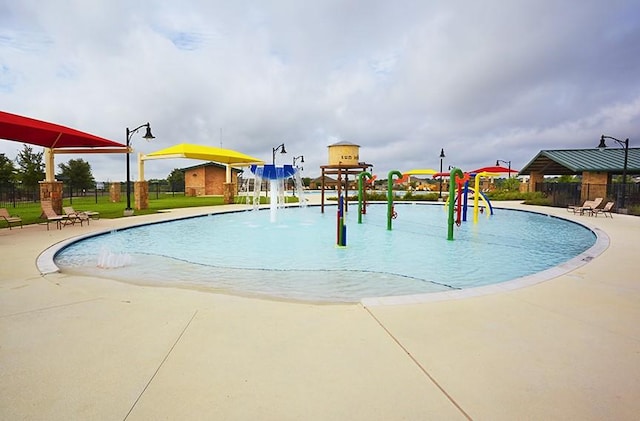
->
[44,148,55,182]
[137,153,144,181]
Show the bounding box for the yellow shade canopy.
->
[402,168,437,175]
[143,143,264,165]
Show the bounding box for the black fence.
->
[0,181,185,209]
[537,182,640,209]
[0,184,40,209]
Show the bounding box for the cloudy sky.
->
[1,0,639,182]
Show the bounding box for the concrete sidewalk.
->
[1,202,639,420]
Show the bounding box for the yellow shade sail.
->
[142,143,264,165]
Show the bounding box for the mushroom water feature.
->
[249,164,301,222]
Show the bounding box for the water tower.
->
[320,141,372,213]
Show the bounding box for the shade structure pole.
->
[44,148,55,182]
[137,153,144,181]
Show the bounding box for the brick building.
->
[182,162,241,196]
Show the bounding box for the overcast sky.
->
[1,0,639,182]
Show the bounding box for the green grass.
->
[3,193,297,227]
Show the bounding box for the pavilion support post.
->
[529,171,543,194]
[39,180,64,215]
[581,171,608,203]
[134,181,149,210]
[223,182,235,204]
[109,183,121,203]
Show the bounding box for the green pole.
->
[447,167,464,240]
[387,170,403,230]
[358,171,372,224]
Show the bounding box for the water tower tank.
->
[328,141,360,166]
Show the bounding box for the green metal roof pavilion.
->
[519,148,640,176]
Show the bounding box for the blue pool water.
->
[54,204,597,302]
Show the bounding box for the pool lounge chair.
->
[592,201,615,218]
[63,206,96,226]
[40,200,67,230]
[568,197,603,215]
[0,208,22,230]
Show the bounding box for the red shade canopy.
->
[0,110,125,149]
[470,165,519,174]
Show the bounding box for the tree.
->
[57,158,95,196]
[167,168,185,192]
[495,177,521,192]
[0,153,16,187]
[15,145,45,190]
[557,175,580,183]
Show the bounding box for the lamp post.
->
[291,156,304,196]
[598,134,630,210]
[438,148,445,199]
[272,143,287,165]
[125,123,154,215]
[496,159,512,178]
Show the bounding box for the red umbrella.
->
[0,110,125,149]
[470,165,519,174]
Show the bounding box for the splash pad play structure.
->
[356,168,495,240]
[246,164,306,222]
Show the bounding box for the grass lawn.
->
[2,193,295,227]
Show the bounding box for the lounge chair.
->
[63,206,92,226]
[568,197,603,215]
[40,200,67,230]
[0,208,22,230]
[592,201,615,218]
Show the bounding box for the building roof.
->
[519,148,640,175]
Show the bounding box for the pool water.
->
[54,204,597,303]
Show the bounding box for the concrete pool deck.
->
[1,201,639,420]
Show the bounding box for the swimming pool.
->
[53,203,599,303]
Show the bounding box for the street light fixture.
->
[439,148,445,199]
[598,134,630,209]
[272,143,287,165]
[291,155,305,196]
[496,159,512,178]
[125,122,154,214]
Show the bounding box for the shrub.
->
[628,204,640,216]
